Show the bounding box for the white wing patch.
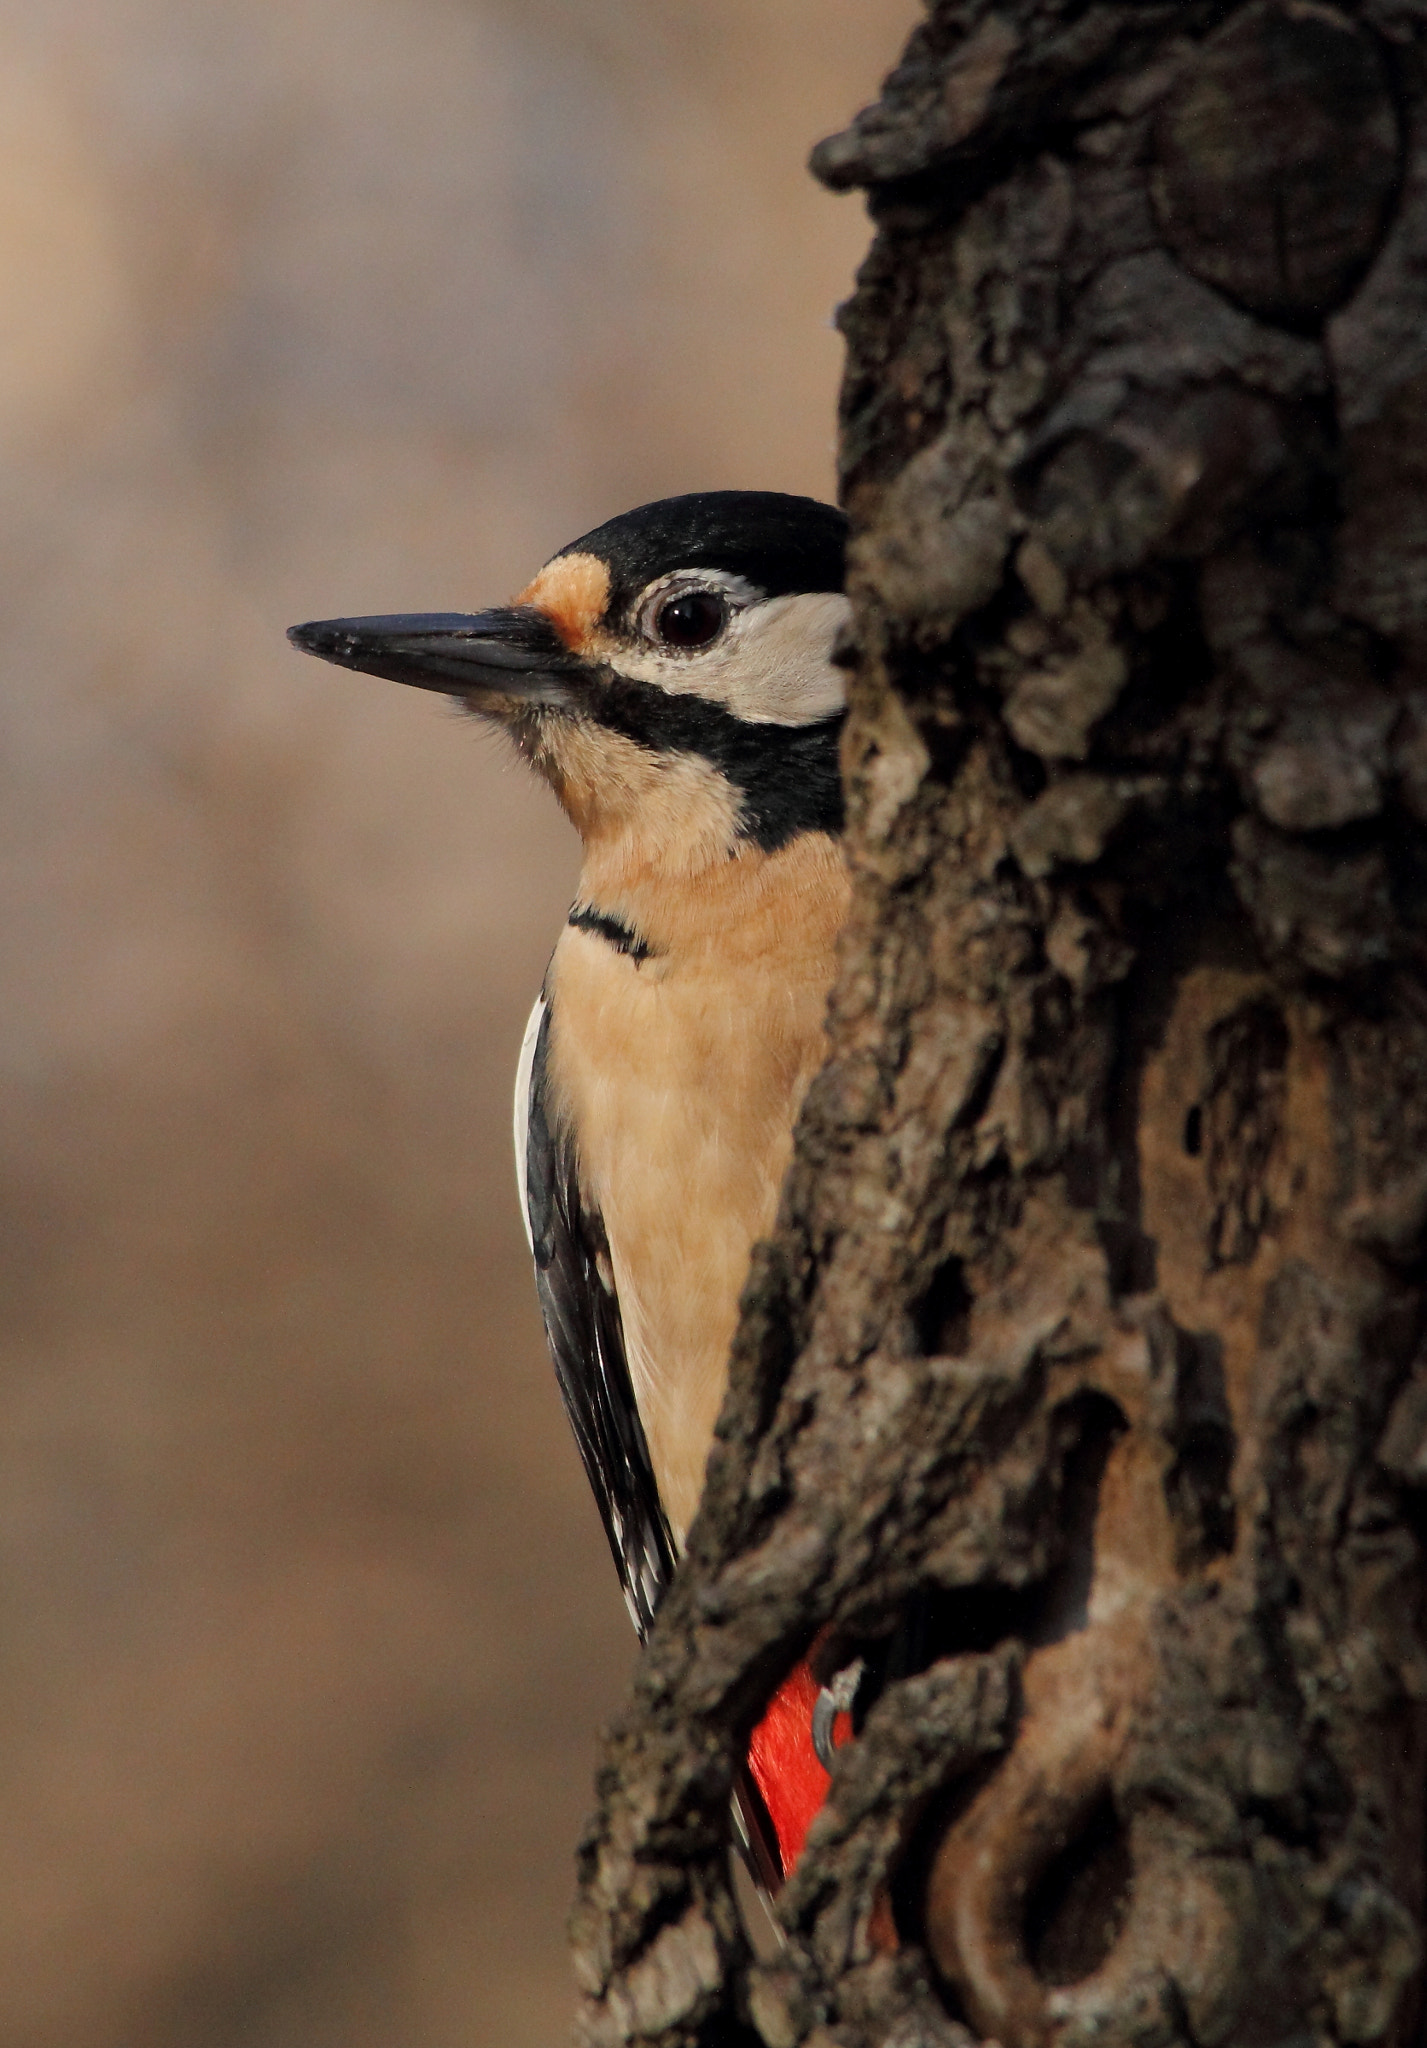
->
[513,991,546,1252]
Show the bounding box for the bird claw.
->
[811,1657,865,1770]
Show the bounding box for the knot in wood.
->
[1150,0,1400,327]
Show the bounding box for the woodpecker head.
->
[289,492,849,873]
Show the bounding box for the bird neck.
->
[541,722,742,872]
[572,827,849,970]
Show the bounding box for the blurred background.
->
[0,2,912,2043]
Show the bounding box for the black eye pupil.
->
[656,591,726,648]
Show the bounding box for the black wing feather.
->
[519,994,785,1894]
[522,999,677,1637]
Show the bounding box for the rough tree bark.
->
[568,4,1427,2045]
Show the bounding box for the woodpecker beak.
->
[287,607,583,706]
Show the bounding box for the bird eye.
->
[652,589,727,650]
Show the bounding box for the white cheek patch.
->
[611,591,851,726]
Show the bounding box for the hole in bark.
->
[1025,1794,1132,1985]
[1184,1103,1203,1155]
[1006,738,1050,800]
[1093,566,1214,747]
[1165,1326,1237,1567]
[1166,1415,1236,1565]
[889,1757,1003,1982]
[915,700,973,785]
[1203,998,1287,1268]
[912,1257,972,1357]
[1034,1393,1128,1644]
[1064,1141,1101,1209]
[1096,1216,1157,1295]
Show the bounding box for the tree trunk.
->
[568,4,1427,2045]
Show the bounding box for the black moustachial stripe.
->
[568,904,654,963]
[588,676,846,851]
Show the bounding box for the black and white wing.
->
[515,993,786,1895]
[514,994,677,1638]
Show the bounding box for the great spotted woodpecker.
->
[290,491,858,1886]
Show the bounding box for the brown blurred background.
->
[0,3,912,2043]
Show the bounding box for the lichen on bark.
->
[569,4,1427,2045]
